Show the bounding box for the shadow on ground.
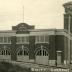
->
[0,61,31,72]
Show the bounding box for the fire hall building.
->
[0,2,72,66]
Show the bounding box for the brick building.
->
[0,2,72,66]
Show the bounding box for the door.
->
[17,49,29,62]
[35,49,49,65]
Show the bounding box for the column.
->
[57,51,62,66]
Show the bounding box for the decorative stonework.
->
[12,23,34,31]
[12,23,34,34]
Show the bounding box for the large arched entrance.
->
[35,46,49,65]
[0,46,11,61]
[17,46,29,62]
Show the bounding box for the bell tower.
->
[63,2,72,33]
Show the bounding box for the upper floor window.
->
[0,37,3,43]
[35,35,49,43]
[17,36,29,43]
[0,37,11,43]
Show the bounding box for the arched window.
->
[36,49,48,56]
[18,49,29,56]
[18,50,23,55]
[0,50,11,55]
[24,50,28,55]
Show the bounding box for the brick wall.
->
[49,35,56,60]
[55,35,65,63]
[29,36,35,59]
[11,36,17,61]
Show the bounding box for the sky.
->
[0,0,71,30]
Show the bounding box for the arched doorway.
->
[35,47,49,65]
[17,47,29,62]
[0,48,11,61]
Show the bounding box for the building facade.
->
[0,2,72,66]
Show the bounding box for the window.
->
[0,37,3,43]
[24,50,28,55]
[37,50,41,56]
[0,37,11,43]
[17,37,21,43]
[35,36,39,42]
[18,49,29,56]
[45,36,49,42]
[18,50,23,55]
[35,35,49,43]
[25,37,29,42]
[40,36,44,42]
[4,37,7,43]
[36,49,48,56]
[0,50,11,55]
[8,37,11,43]
[17,36,29,43]
[22,37,25,42]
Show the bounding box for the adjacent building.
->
[0,2,72,66]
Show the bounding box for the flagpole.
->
[23,6,24,23]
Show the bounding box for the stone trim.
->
[49,60,56,66]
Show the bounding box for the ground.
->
[0,61,31,72]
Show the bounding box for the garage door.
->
[0,49,11,61]
[35,49,49,65]
[17,49,29,62]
